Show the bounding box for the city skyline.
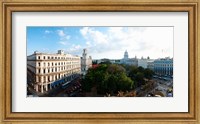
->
[27,26,173,59]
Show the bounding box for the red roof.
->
[92,64,99,69]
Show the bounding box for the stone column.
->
[41,76,44,93]
[53,75,55,81]
[41,68,43,74]
[45,76,48,91]
[41,76,44,82]
[41,84,43,93]
[46,83,48,91]
[35,85,38,92]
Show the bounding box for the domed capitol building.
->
[121,50,138,66]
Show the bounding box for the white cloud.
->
[57,30,65,37]
[59,41,68,45]
[57,30,71,40]
[79,27,173,59]
[40,48,50,53]
[66,35,71,40]
[65,44,82,55]
[80,27,89,36]
[44,30,52,34]
[57,30,71,45]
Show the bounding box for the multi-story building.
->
[138,57,154,69]
[27,50,81,93]
[154,57,173,76]
[81,49,92,75]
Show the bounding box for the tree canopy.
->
[128,66,154,87]
[81,64,154,95]
[82,64,134,95]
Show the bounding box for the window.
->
[52,63,53,66]
[38,62,40,66]
[51,57,54,59]
[38,69,40,73]
[43,69,45,74]
[39,77,41,82]
[48,76,50,82]
[48,63,50,66]
[52,68,53,72]
[43,56,45,59]
[48,56,50,59]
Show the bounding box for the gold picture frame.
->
[0,0,199,123]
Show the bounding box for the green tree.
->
[144,68,154,79]
[135,72,145,87]
[117,73,133,91]
[82,64,135,95]
[107,64,126,74]
[138,66,145,72]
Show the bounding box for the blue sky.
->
[27,27,173,59]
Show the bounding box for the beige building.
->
[27,50,81,93]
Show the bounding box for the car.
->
[153,75,158,78]
[155,95,162,97]
[167,93,173,97]
[147,93,154,97]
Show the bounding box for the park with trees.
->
[81,62,154,96]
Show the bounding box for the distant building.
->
[92,58,121,64]
[92,59,100,64]
[27,50,81,93]
[147,61,154,71]
[121,50,138,66]
[110,59,121,64]
[138,56,154,69]
[81,49,92,75]
[124,50,129,60]
[154,57,173,76]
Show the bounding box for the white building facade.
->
[138,57,154,69]
[27,50,81,93]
